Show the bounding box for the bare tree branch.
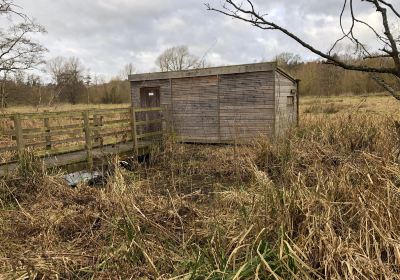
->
[0,1,47,76]
[376,0,400,18]
[206,0,400,101]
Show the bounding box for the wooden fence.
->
[0,107,163,173]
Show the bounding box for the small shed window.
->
[287,96,295,106]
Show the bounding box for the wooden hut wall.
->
[171,76,219,142]
[131,70,282,143]
[131,79,171,107]
[274,71,297,136]
[218,71,275,142]
[130,79,171,134]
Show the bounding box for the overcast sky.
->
[13,0,393,80]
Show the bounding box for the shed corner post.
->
[273,70,278,140]
[296,79,301,126]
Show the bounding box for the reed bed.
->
[0,100,399,279]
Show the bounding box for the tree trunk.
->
[0,80,6,109]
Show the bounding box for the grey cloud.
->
[14,0,386,79]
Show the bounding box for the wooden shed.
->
[129,62,299,143]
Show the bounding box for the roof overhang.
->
[276,67,297,83]
[129,62,283,82]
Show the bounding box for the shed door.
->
[139,87,161,133]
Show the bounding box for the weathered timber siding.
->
[171,76,219,142]
[131,79,171,108]
[131,79,171,122]
[275,71,297,136]
[130,67,298,143]
[219,72,275,142]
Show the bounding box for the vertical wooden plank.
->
[93,114,104,147]
[130,107,138,155]
[161,105,167,133]
[99,115,104,147]
[273,70,278,138]
[169,78,174,130]
[217,74,221,142]
[93,114,98,145]
[296,79,301,126]
[83,111,93,169]
[44,111,51,150]
[13,114,24,160]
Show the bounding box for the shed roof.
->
[129,61,297,82]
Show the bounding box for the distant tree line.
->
[0,60,133,108]
[1,0,396,109]
[276,52,395,96]
[0,0,133,109]
[2,48,395,108]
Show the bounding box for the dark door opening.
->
[139,87,161,134]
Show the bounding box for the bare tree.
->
[276,52,302,67]
[120,63,136,79]
[0,0,47,108]
[0,0,21,16]
[206,0,400,101]
[47,57,86,105]
[0,0,11,13]
[156,45,206,72]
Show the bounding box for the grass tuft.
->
[0,98,400,279]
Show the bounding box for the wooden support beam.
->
[83,111,93,169]
[296,79,301,126]
[13,114,24,160]
[130,107,138,155]
[44,111,52,150]
[93,114,104,147]
[134,107,162,113]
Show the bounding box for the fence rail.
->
[0,107,163,173]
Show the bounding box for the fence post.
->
[44,111,52,150]
[13,114,24,160]
[130,107,138,156]
[93,114,100,147]
[83,111,93,169]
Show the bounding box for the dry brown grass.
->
[0,96,399,279]
[301,94,399,116]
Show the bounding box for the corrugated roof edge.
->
[129,61,288,82]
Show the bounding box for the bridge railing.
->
[0,107,163,168]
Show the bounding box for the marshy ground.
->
[0,94,399,279]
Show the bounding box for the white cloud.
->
[10,0,393,80]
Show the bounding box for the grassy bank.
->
[0,96,399,279]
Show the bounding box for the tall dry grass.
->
[0,110,399,279]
